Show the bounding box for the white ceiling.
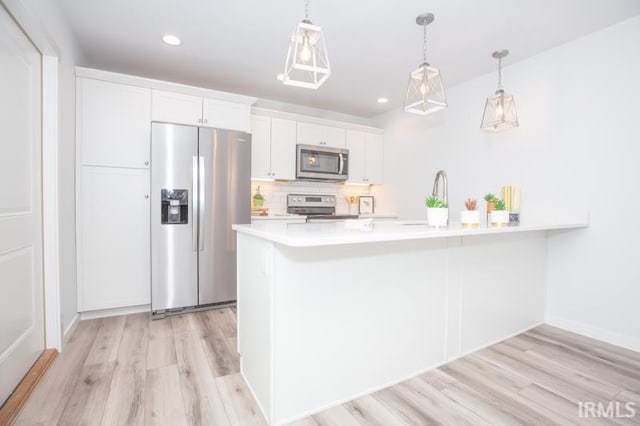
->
[59,0,640,118]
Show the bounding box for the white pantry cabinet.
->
[346,130,384,184]
[78,78,151,169]
[251,115,296,180]
[297,122,346,148]
[78,166,150,311]
[152,89,250,132]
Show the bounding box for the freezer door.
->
[151,123,199,311]
[198,128,251,305]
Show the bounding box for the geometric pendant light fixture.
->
[281,0,331,89]
[404,13,447,115]
[481,49,519,130]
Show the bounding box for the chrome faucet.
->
[432,170,449,222]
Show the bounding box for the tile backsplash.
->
[251,180,371,215]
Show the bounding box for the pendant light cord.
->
[423,25,428,64]
[497,56,503,89]
[304,0,309,20]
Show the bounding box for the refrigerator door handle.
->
[198,156,205,251]
[192,156,198,251]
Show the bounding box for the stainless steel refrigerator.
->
[151,122,251,316]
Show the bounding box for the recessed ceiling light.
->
[162,35,181,46]
[377,97,389,104]
[276,74,284,81]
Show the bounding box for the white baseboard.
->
[80,304,150,320]
[546,315,640,352]
[62,313,79,347]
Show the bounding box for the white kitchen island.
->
[232,220,587,425]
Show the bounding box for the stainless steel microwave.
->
[296,144,349,182]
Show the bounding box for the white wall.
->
[7,0,84,336]
[372,16,640,350]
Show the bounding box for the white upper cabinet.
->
[365,133,384,184]
[345,130,366,182]
[203,98,250,131]
[297,122,346,148]
[152,89,250,132]
[151,90,202,126]
[322,125,346,148]
[251,115,272,179]
[269,118,297,180]
[78,78,151,169]
[346,130,384,184]
[251,115,296,180]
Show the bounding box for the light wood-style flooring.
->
[15,308,640,425]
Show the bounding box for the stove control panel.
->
[287,194,336,208]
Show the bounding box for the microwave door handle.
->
[338,153,344,175]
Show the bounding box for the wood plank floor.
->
[15,309,640,425]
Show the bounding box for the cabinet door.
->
[345,130,367,183]
[151,89,202,126]
[365,132,384,184]
[79,166,150,311]
[202,98,250,132]
[269,118,296,180]
[322,125,346,148]
[250,115,272,179]
[79,78,151,168]
[296,122,323,146]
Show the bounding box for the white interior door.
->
[0,6,44,405]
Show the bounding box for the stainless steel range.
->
[287,194,358,222]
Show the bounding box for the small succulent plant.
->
[484,193,497,203]
[464,198,477,211]
[425,196,448,208]
[493,198,507,211]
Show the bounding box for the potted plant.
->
[484,193,497,212]
[490,198,509,227]
[460,198,480,228]
[425,195,448,228]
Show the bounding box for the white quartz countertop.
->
[250,213,398,221]
[233,220,588,247]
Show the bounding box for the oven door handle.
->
[338,153,344,175]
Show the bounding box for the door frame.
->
[2,0,64,350]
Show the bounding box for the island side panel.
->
[237,233,274,422]
[459,231,547,354]
[271,239,449,424]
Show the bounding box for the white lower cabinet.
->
[346,130,384,184]
[78,166,150,311]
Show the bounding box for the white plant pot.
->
[490,210,510,227]
[460,210,480,228]
[427,208,448,228]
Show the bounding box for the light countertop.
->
[250,213,398,221]
[233,220,588,247]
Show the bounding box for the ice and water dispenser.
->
[160,189,188,224]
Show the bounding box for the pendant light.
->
[481,50,519,130]
[404,13,447,115]
[281,0,330,89]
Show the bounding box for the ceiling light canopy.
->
[404,13,447,115]
[481,49,519,131]
[162,34,181,46]
[281,0,331,90]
